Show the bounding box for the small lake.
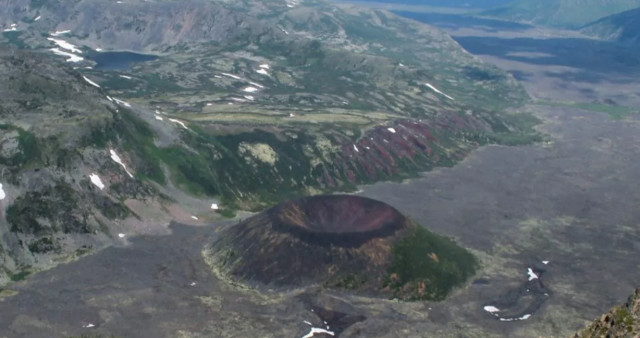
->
[88,51,158,70]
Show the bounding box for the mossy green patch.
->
[386,225,477,301]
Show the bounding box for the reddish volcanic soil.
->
[273,195,403,234]
[210,195,415,288]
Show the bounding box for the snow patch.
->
[221,72,242,80]
[425,83,455,100]
[169,118,188,130]
[3,24,17,32]
[353,144,359,152]
[243,86,259,93]
[542,260,549,265]
[191,216,199,220]
[155,115,164,121]
[82,76,100,88]
[113,98,131,107]
[82,323,96,328]
[47,38,81,54]
[256,68,269,76]
[499,314,532,322]
[119,75,132,79]
[211,203,219,210]
[118,233,126,238]
[259,64,270,69]
[289,113,295,117]
[89,173,105,190]
[484,305,500,313]
[527,268,538,281]
[50,48,83,62]
[387,127,396,133]
[0,183,6,200]
[50,30,71,36]
[110,149,134,178]
[95,47,103,52]
[34,16,41,21]
[302,327,334,338]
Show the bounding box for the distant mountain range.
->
[582,6,640,44]
[337,0,514,9]
[482,0,640,28]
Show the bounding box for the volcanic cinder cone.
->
[209,195,477,300]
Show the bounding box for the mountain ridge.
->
[481,0,640,28]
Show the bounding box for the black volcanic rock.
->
[209,195,477,300]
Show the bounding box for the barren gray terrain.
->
[1,9,640,338]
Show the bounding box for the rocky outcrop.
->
[574,289,640,338]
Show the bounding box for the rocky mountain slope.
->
[0,0,537,286]
[574,289,640,337]
[582,7,640,44]
[0,47,180,285]
[482,0,640,28]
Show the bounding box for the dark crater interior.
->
[270,195,407,247]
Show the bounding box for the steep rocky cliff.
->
[574,289,640,338]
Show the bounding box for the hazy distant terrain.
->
[481,0,640,28]
[582,7,640,44]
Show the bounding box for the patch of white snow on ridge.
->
[47,38,81,54]
[82,76,101,88]
[191,216,199,220]
[119,75,132,79]
[110,149,134,178]
[118,233,126,238]
[211,203,219,210]
[387,127,396,133]
[113,98,131,107]
[302,327,334,338]
[499,314,532,322]
[82,323,96,328]
[3,24,17,32]
[425,83,455,101]
[95,47,103,52]
[155,115,163,121]
[527,268,538,281]
[256,68,269,76]
[243,86,259,93]
[169,118,188,130]
[0,183,6,200]
[542,260,549,265]
[50,48,83,62]
[259,64,270,69]
[50,30,71,36]
[89,173,105,190]
[221,72,242,80]
[34,16,41,21]
[248,81,264,89]
[483,306,500,313]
